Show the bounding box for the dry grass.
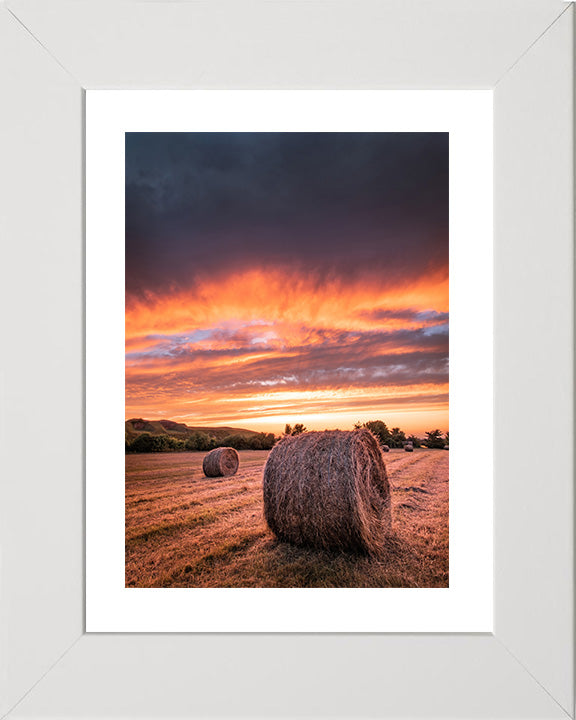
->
[263,429,391,554]
[125,448,448,588]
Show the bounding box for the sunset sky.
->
[125,132,448,435]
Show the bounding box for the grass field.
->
[126,448,448,588]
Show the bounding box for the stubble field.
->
[126,448,448,588]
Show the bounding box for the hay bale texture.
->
[404,443,414,452]
[202,447,239,477]
[382,445,390,452]
[263,429,391,555]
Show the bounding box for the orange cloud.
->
[125,266,448,435]
[126,267,448,340]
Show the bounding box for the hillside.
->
[125,418,260,442]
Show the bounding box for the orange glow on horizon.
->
[125,266,448,436]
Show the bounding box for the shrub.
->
[424,429,445,449]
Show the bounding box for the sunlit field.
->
[126,448,448,588]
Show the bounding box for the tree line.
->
[125,420,448,453]
[353,421,448,449]
[125,431,277,454]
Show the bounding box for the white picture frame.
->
[0,1,573,718]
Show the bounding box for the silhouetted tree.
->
[252,432,277,450]
[424,429,445,449]
[284,423,306,436]
[406,434,421,448]
[390,427,406,448]
[355,420,391,447]
[185,432,215,451]
[128,433,185,453]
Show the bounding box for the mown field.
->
[126,448,448,588]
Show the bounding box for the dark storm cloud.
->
[356,308,449,325]
[125,132,448,298]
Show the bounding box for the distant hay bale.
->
[263,429,391,555]
[382,444,390,452]
[202,447,239,477]
[404,443,414,452]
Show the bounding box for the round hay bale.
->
[404,443,413,452]
[263,429,391,555]
[382,444,390,452]
[202,447,239,477]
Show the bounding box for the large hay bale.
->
[263,429,391,555]
[382,444,390,452]
[404,443,413,452]
[202,447,239,477]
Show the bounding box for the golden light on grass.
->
[125,448,449,588]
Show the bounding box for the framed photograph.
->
[1,1,573,718]
[86,90,493,633]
